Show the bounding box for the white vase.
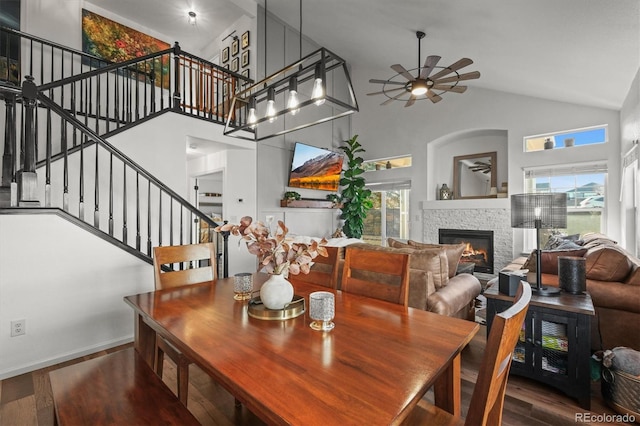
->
[260,274,294,310]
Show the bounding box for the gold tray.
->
[247,295,306,320]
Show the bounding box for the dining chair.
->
[287,246,341,289]
[403,282,532,426]
[152,242,217,405]
[341,246,410,306]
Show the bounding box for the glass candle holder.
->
[233,273,253,300]
[309,291,335,331]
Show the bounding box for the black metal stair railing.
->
[0,26,112,87]
[0,25,251,277]
[17,81,230,274]
[1,26,252,170]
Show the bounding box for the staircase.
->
[0,26,253,276]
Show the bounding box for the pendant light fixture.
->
[223,0,358,141]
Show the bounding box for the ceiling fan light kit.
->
[368,31,480,107]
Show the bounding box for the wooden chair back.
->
[465,282,531,425]
[341,246,410,306]
[153,243,217,290]
[288,246,340,289]
[402,282,531,426]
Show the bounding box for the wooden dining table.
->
[124,273,479,426]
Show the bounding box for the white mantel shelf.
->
[421,198,511,210]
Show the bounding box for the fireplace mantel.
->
[421,198,510,210]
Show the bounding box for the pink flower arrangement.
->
[215,216,328,276]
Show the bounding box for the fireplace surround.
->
[439,229,494,274]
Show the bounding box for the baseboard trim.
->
[0,336,134,380]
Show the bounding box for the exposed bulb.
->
[266,100,277,122]
[534,206,541,219]
[312,78,325,106]
[266,88,277,123]
[287,90,300,115]
[247,107,257,129]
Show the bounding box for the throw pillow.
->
[407,248,449,289]
[407,240,465,278]
[387,238,412,249]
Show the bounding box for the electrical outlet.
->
[11,319,25,337]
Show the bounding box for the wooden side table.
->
[485,285,595,409]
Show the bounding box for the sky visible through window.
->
[554,128,606,147]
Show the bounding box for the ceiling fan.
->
[368,31,480,107]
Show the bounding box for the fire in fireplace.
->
[439,229,494,274]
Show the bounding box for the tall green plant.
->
[339,135,373,238]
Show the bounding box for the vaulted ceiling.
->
[88,0,639,110]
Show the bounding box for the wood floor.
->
[0,324,628,426]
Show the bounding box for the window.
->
[362,184,410,246]
[363,156,412,172]
[523,163,607,250]
[524,126,607,152]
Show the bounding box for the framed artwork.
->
[231,38,239,56]
[81,9,170,88]
[241,31,250,49]
[231,57,239,73]
[241,50,250,68]
[222,46,229,63]
[241,68,250,79]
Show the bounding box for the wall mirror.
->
[453,151,497,199]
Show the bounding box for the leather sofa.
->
[499,233,640,351]
[314,239,482,320]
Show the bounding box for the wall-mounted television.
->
[288,142,344,192]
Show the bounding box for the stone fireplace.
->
[439,229,494,274]
[421,198,512,280]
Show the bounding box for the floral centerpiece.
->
[215,216,328,276]
[215,217,328,310]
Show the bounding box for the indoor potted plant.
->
[338,135,373,239]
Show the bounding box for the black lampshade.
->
[511,193,567,229]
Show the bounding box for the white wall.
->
[352,63,622,253]
[0,213,153,379]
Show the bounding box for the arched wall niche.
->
[426,128,508,201]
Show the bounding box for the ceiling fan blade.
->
[429,58,474,80]
[419,55,441,79]
[381,92,406,106]
[391,64,416,82]
[426,90,442,104]
[369,79,406,86]
[367,87,405,96]
[405,95,416,108]
[432,84,467,93]
[433,71,481,85]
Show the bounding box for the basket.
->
[602,367,640,422]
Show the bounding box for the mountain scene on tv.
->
[289,151,343,191]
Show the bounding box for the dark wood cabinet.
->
[485,286,595,410]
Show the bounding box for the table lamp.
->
[511,193,567,296]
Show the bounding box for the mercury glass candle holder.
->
[233,273,253,300]
[309,291,335,331]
